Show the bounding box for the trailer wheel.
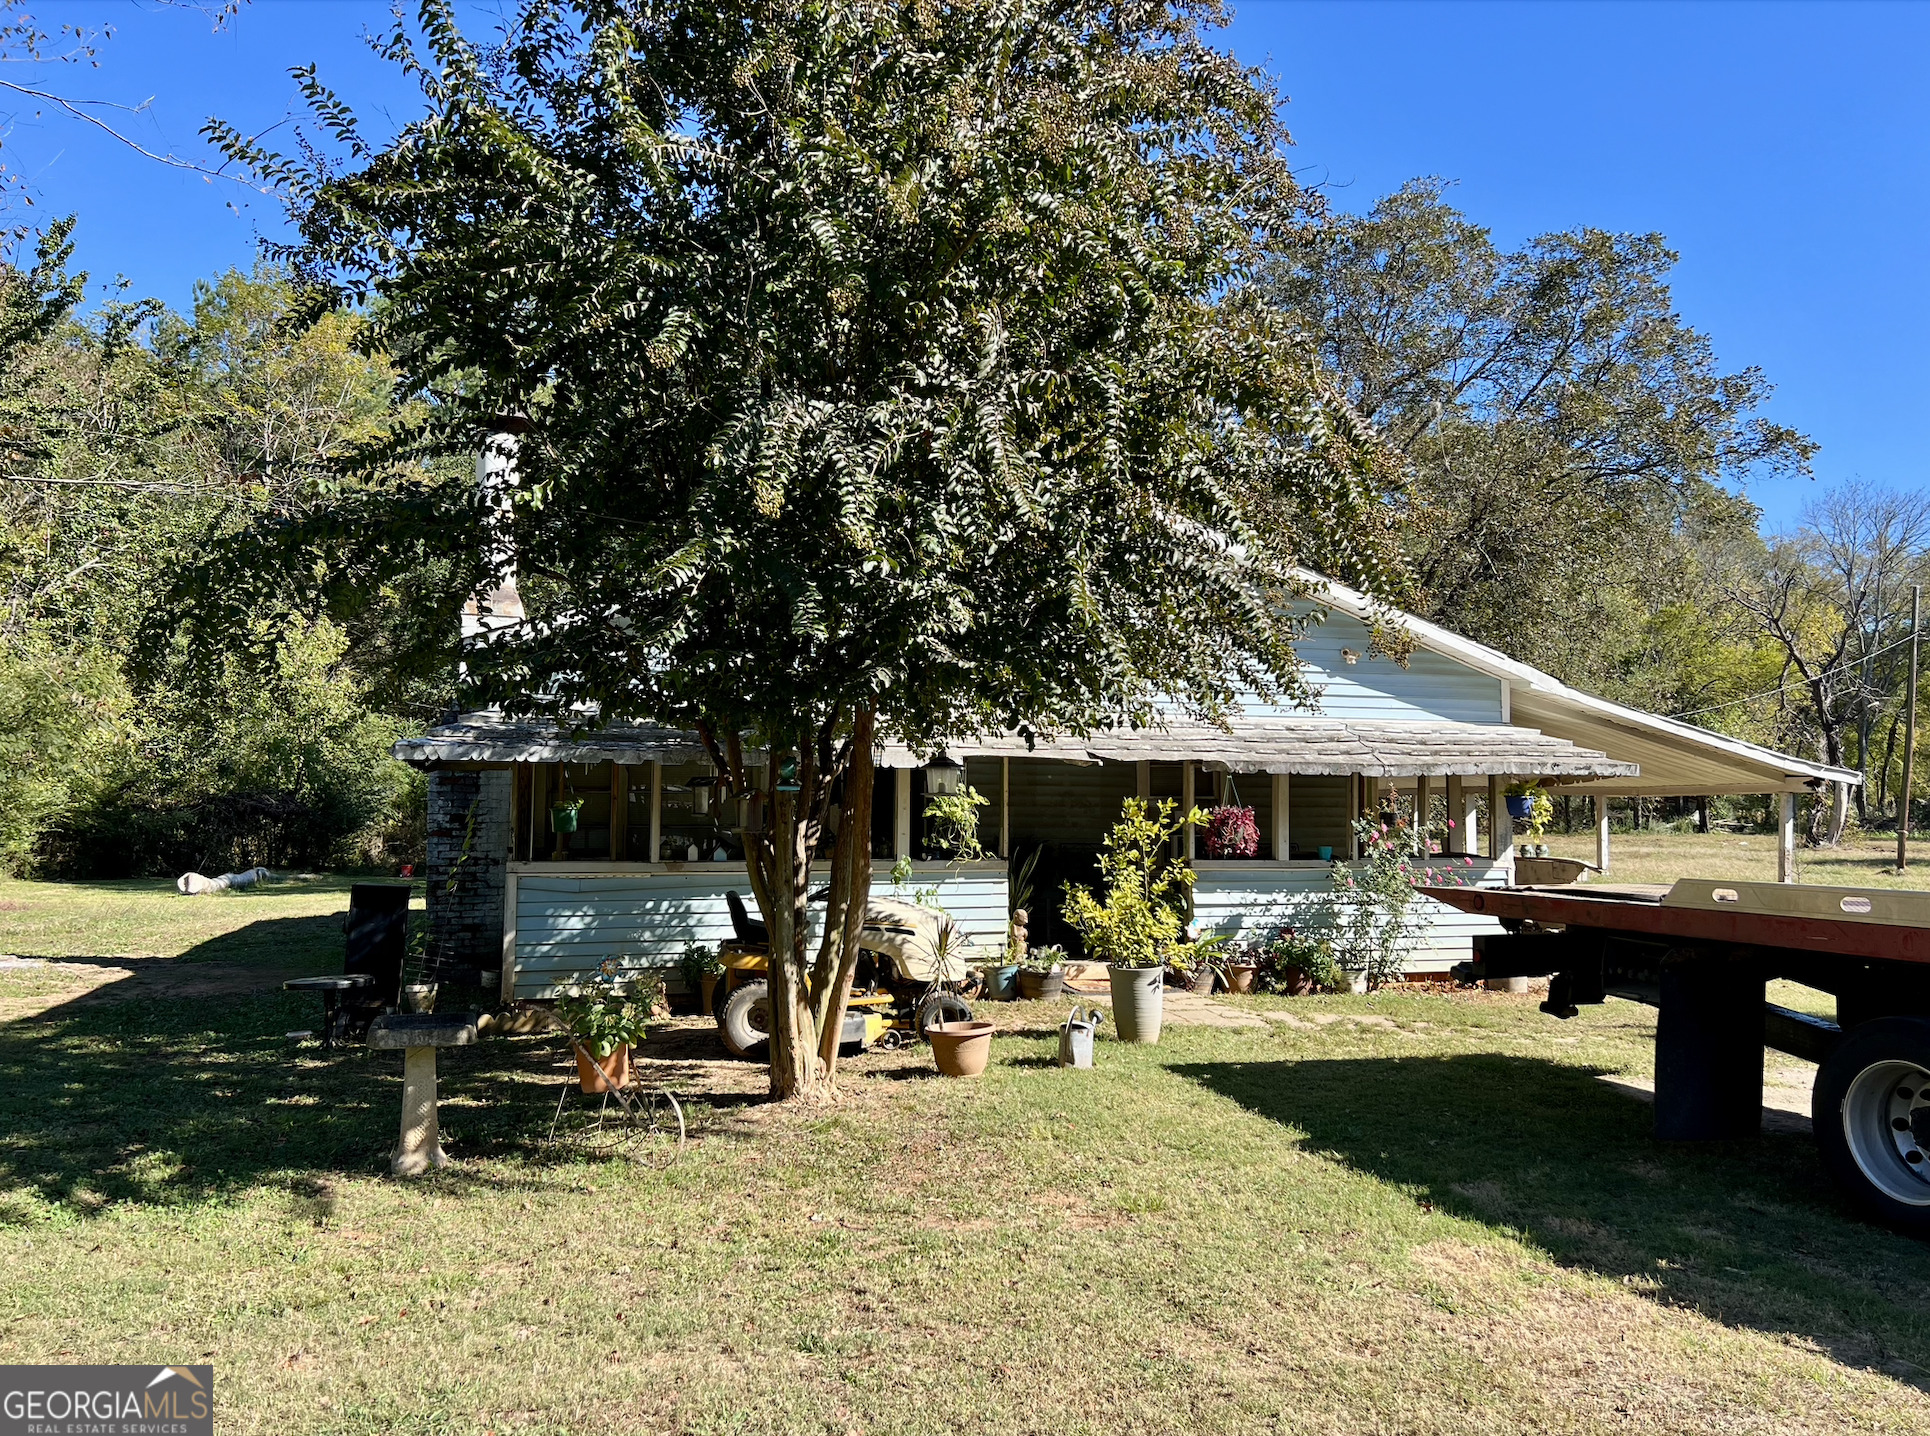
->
[718,980,771,1060]
[1814,1016,1930,1234]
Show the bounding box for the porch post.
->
[895,767,913,860]
[1487,775,1508,860]
[1348,773,1362,859]
[647,760,662,863]
[1445,776,1463,853]
[1414,774,1431,855]
[1000,757,1011,861]
[610,764,629,859]
[1778,792,1796,883]
[1271,773,1290,863]
[1595,794,1611,874]
[1137,760,1151,803]
[1182,762,1196,861]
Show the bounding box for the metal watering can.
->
[1058,1007,1102,1069]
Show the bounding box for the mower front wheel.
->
[719,980,772,1059]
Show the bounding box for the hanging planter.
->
[552,798,584,834]
[1204,806,1259,859]
[1505,795,1534,821]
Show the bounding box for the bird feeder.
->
[688,773,716,816]
[776,756,801,793]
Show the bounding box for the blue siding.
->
[1237,609,1506,725]
[510,861,1008,999]
[1190,858,1509,972]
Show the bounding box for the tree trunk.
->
[813,708,876,1082]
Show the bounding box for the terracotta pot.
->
[1280,964,1315,997]
[1225,963,1258,995]
[1017,968,1064,1001]
[575,1043,632,1093]
[928,1020,995,1078]
[1186,966,1217,995]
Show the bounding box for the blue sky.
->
[5,0,1924,530]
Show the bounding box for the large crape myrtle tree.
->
[180,0,1409,1100]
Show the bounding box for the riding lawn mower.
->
[712,890,980,1058]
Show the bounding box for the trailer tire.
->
[1814,1016,1930,1235]
[718,981,771,1060]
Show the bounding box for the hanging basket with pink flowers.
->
[1203,805,1259,859]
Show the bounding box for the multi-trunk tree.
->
[183,0,1411,1100]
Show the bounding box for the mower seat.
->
[726,890,769,947]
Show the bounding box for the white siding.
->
[1190,857,1509,972]
[1238,610,1508,725]
[508,860,1008,999]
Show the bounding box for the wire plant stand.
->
[548,1039,686,1166]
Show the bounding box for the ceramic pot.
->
[981,964,1019,1000]
[402,982,438,1013]
[1225,963,1258,995]
[1186,965,1217,995]
[1108,965,1164,1045]
[575,1043,631,1093]
[700,972,719,1018]
[1018,968,1065,1001]
[928,1020,995,1078]
[552,805,581,833]
[1280,964,1315,997]
[1505,795,1534,821]
[1339,968,1370,995]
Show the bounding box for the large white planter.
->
[1108,965,1164,1044]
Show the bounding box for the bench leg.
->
[393,1047,447,1176]
[1655,952,1765,1141]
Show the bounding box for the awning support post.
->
[1778,792,1796,883]
[1182,762,1196,861]
[1272,773,1290,863]
[1595,794,1611,875]
[895,767,913,861]
[1414,775,1431,855]
[1487,775,1507,861]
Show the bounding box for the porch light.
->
[688,773,716,815]
[925,752,963,797]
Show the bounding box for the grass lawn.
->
[4,877,1930,1433]
[1541,828,1930,891]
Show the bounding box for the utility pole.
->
[1900,584,1921,873]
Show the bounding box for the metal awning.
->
[892,718,1634,778]
[401,712,1631,779]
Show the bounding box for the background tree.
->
[184,0,1412,1100]
[1267,178,1813,705]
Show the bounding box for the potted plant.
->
[1063,798,1203,1044]
[1171,933,1229,994]
[1263,928,1338,996]
[551,795,585,834]
[553,961,661,1093]
[924,784,989,862]
[1504,782,1552,839]
[678,941,722,1016]
[1203,805,1259,859]
[1017,944,1068,1000]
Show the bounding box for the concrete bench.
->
[367,1013,478,1176]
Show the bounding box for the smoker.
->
[342,883,412,1034]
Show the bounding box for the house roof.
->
[395,578,1854,797]
[399,710,1631,780]
[879,719,1635,779]
[1308,576,1861,796]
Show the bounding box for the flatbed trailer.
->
[1420,877,1930,1234]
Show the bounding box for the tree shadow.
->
[1173,1054,1930,1377]
[0,917,752,1215]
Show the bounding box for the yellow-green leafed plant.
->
[1062,798,1204,969]
[1504,781,1555,840]
[924,784,989,862]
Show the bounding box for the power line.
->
[1668,629,1920,722]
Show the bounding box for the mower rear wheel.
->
[915,991,973,1043]
[719,980,772,1059]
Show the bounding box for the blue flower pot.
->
[982,964,1019,1000]
[1505,795,1535,820]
